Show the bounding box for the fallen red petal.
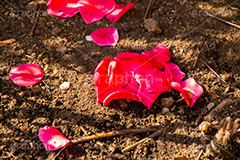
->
[106,3,135,23]
[90,27,119,46]
[79,0,116,23]
[47,0,116,23]
[47,0,80,18]
[10,64,44,87]
[39,125,71,150]
[142,45,171,63]
[94,45,203,109]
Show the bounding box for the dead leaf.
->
[0,38,16,44]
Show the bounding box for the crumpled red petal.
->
[78,0,116,23]
[90,27,119,46]
[47,0,80,18]
[106,3,135,23]
[10,64,44,87]
[171,78,203,107]
[94,45,203,109]
[39,125,71,150]
[142,45,171,63]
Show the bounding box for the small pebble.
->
[18,91,25,97]
[31,85,42,94]
[207,102,215,110]
[122,24,131,32]
[42,57,50,64]
[161,97,174,108]
[119,100,128,108]
[52,27,62,35]
[109,144,118,153]
[19,110,24,117]
[60,82,70,89]
[0,113,4,120]
[15,49,25,56]
[21,22,25,29]
[85,35,93,41]
[35,29,40,35]
[144,18,162,34]
[161,107,169,114]
[106,122,112,127]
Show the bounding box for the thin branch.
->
[196,149,203,160]
[202,61,227,84]
[30,2,44,36]
[71,127,158,144]
[121,128,162,153]
[204,11,240,29]
[204,97,240,121]
[51,145,67,160]
[144,0,155,19]
[8,51,14,73]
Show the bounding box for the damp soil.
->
[1,0,240,159]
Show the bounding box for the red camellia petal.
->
[39,125,71,150]
[47,0,116,23]
[142,45,171,63]
[94,45,203,109]
[47,0,80,18]
[10,64,44,87]
[79,0,116,23]
[106,3,135,23]
[171,78,203,107]
[90,27,119,46]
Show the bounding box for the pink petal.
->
[94,45,203,109]
[103,90,140,105]
[10,64,44,87]
[171,78,203,107]
[167,62,185,82]
[47,0,80,18]
[141,45,171,63]
[47,0,115,23]
[106,3,135,23]
[39,125,70,150]
[79,0,116,23]
[90,27,119,46]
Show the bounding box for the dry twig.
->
[204,97,240,121]
[30,2,44,36]
[202,61,227,84]
[121,128,162,153]
[71,127,158,144]
[7,51,14,73]
[196,149,203,160]
[204,11,240,29]
[51,145,67,160]
[144,0,155,19]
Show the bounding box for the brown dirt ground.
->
[1,0,240,159]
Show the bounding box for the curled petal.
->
[106,3,135,23]
[167,62,185,82]
[94,45,203,109]
[47,0,80,18]
[47,0,115,23]
[171,78,203,107]
[10,64,44,86]
[90,27,119,46]
[39,125,70,150]
[103,90,139,105]
[142,45,171,63]
[79,0,116,23]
